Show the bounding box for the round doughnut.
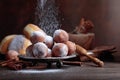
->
[32,42,48,58]
[46,48,52,57]
[64,41,76,55]
[26,45,34,57]
[23,24,46,39]
[52,43,68,57]
[6,50,19,61]
[44,35,54,48]
[30,31,46,44]
[0,35,16,54]
[53,29,69,43]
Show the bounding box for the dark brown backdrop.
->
[0,0,120,59]
[0,0,36,40]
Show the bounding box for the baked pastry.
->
[46,48,52,57]
[53,29,69,43]
[32,42,48,58]
[6,50,19,61]
[0,35,17,54]
[52,43,68,57]
[23,24,46,39]
[30,31,46,44]
[26,45,34,57]
[44,35,54,48]
[8,35,32,55]
[64,41,76,55]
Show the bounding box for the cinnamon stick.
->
[0,59,33,70]
[63,61,82,66]
[0,59,15,67]
[7,63,22,70]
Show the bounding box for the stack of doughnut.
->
[0,24,76,59]
[23,24,76,58]
[52,29,76,57]
[0,24,104,67]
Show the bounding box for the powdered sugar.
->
[44,35,53,48]
[24,25,34,36]
[17,69,63,73]
[48,48,52,54]
[8,35,25,53]
[52,43,68,57]
[47,48,52,57]
[31,31,46,38]
[32,42,48,58]
[45,35,53,43]
[60,44,68,57]
[87,51,94,55]
[53,29,61,38]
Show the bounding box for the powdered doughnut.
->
[8,35,32,55]
[44,35,54,48]
[23,24,46,39]
[53,29,69,43]
[32,42,48,58]
[6,50,19,61]
[0,35,17,54]
[30,31,46,44]
[64,41,76,55]
[52,43,68,57]
[46,48,52,57]
[26,45,34,57]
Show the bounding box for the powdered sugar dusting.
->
[31,31,46,38]
[17,69,63,73]
[60,44,68,57]
[87,51,94,55]
[33,42,48,58]
[53,29,61,38]
[34,42,48,50]
[48,48,52,54]
[8,35,25,52]
[24,25,34,36]
[45,35,53,44]
[35,0,61,36]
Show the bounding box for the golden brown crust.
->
[23,24,41,39]
[52,43,68,57]
[19,37,32,55]
[64,41,76,55]
[28,24,41,31]
[53,29,69,43]
[0,35,16,54]
[8,35,32,55]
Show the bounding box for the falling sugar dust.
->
[35,0,61,36]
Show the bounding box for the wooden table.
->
[0,62,120,80]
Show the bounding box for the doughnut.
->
[26,45,34,57]
[0,35,16,54]
[52,43,68,57]
[53,29,69,43]
[8,35,32,55]
[32,42,48,58]
[64,41,76,55]
[46,48,52,57]
[23,24,46,39]
[30,31,46,44]
[6,50,19,61]
[44,35,54,48]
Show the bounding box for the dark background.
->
[0,0,36,40]
[0,0,120,60]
